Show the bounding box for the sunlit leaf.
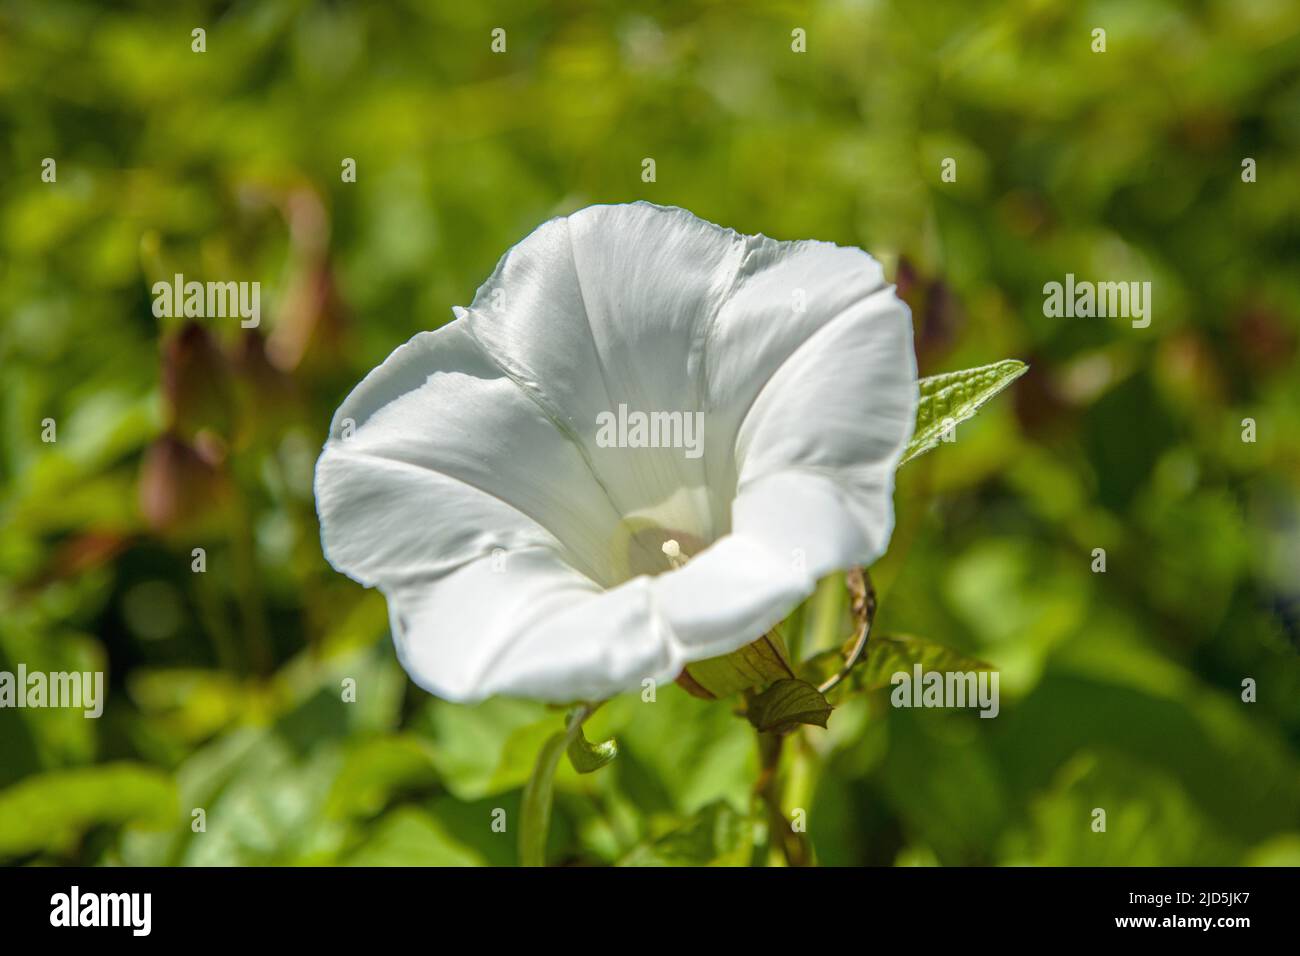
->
[618,801,752,866]
[325,734,440,820]
[682,631,794,698]
[346,806,486,866]
[802,634,993,701]
[0,764,176,859]
[900,359,1028,466]
[422,697,553,801]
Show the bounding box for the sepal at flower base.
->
[677,631,795,699]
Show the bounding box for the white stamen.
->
[661,538,687,570]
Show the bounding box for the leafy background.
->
[2,0,1299,866]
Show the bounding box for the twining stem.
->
[817,567,876,695]
[753,731,812,867]
[519,702,599,867]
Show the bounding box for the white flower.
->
[314,202,917,703]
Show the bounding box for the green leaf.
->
[1013,753,1238,866]
[0,763,177,859]
[346,806,487,866]
[745,679,833,734]
[900,359,1028,466]
[174,730,341,866]
[857,635,995,691]
[618,801,752,866]
[567,725,618,774]
[803,634,994,699]
[604,690,757,816]
[324,734,441,820]
[422,697,553,800]
[682,631,795,698]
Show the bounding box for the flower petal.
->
[387,533,809,702]
[646,532,812,658]
[318,316,809,702]
[463,202,747,543]
[315,321,625,588]
[384,548,672,702]
[706,237,917,575]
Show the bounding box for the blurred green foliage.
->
[1,0,1299,866]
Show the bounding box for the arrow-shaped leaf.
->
[746,679,833,735]
[802,634,995,699]
[901,359,1028,466]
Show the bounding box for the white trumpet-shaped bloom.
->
[314,203,917,703]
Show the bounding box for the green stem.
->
[519,703,597,867]
[753,731,812,867]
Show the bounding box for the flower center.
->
[661,538,688,570]
[609,520,708,582]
